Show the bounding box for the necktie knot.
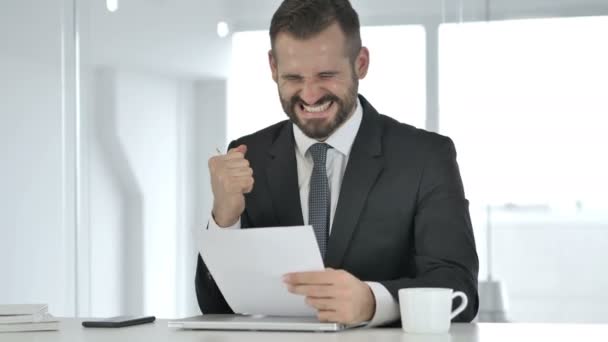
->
[308,143,329,166]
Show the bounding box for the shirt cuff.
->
[365,281,400,327]
[208,214,241,230]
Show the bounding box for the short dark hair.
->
[269,0,362,61]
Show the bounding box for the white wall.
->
[0,57,71,314]
[0,0,76,316]
[75,0,231,318]
[81,67,226,318]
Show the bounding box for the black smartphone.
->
[82,315,156,328]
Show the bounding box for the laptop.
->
[168,314,366,332]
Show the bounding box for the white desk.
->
[3,319,608,342]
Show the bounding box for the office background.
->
[1,0,607,322]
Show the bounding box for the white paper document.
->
[197,225,324,317]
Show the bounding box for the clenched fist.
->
[208,145,254,227]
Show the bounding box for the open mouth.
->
[299,100,334,118]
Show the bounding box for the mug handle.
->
[450,291,468,320]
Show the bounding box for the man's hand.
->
[208,145,254,227]
[283,268,376,325]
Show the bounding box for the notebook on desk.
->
[168,315,366,332]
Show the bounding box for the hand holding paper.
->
[283,268,376,324]
[197,225,324,316]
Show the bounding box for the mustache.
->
[290,94,341,109]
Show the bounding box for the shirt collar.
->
[293,97,363,157]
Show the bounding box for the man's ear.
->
[354,47,370,80]
[269,50,278,83]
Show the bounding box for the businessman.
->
[196,0,479,327]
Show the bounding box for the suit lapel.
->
[266,123,304,227]
[325,96,385,268]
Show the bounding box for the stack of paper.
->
[0,304,59,333]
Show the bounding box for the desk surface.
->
[3,319,608,342]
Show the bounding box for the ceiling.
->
[2,0,608,79]
[1,0,64,66]
[82,0,232,79]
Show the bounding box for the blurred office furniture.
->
[477,205,508,322]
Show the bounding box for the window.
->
[440,17,608,323]
[440,17,608,207]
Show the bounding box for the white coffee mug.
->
[398,287,468,334]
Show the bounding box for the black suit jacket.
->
[195,95,479,324]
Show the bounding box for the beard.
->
[279,82,358,140]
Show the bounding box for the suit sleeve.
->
[380,137,479,323]
[195,254,233,314]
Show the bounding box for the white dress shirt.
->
[209,99,400,326]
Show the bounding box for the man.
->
[196,0,479,327]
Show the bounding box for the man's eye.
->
[284,76,301,81]
[319,73,336,79]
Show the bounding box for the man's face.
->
[269,23,369,140]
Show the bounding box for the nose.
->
[299,80,323,105]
